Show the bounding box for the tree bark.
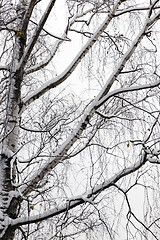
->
[0,1,28,238]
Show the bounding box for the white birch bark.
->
[0,0,160,239]
[0,0,57,238]
[21,7,160,197]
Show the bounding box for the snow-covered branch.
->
[20,103,97,196]
[22,0,122,110]
[17,0,57,72]
[10,150,148,228]
[20,3,160,198]
[24,5,97,76]
[24,35,65,75]
[1,0,160,239]
[22,2,160,112]
[96,79,160,108]
[21,0,37,34]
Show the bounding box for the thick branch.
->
[21,0,37,34]
[24,4,98,75]
[22,2,160,111]
[22,0,122,110]
[11,151,148,227]
[17,0,57,72]
[20,4,160,197]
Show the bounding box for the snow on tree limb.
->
[96,80,160,108]
[10,150,148,228]
[17,0,57,72]
[20,4,160,198]
[22,0,122,110]
[24,36,64,75]
[1,0,160,239]
[24,6,96,76]
[22,2,160,112]
[21,0,37,34]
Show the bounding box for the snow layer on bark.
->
[19,7,160,197]
[23,0,121,107]
[11,152,148,228]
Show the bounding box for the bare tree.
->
[0,0,160,239]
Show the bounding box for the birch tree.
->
[0,0,160,239]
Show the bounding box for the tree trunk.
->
[0,1,27,238]
[0,73,22,238]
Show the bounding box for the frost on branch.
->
[0,0,160,239]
